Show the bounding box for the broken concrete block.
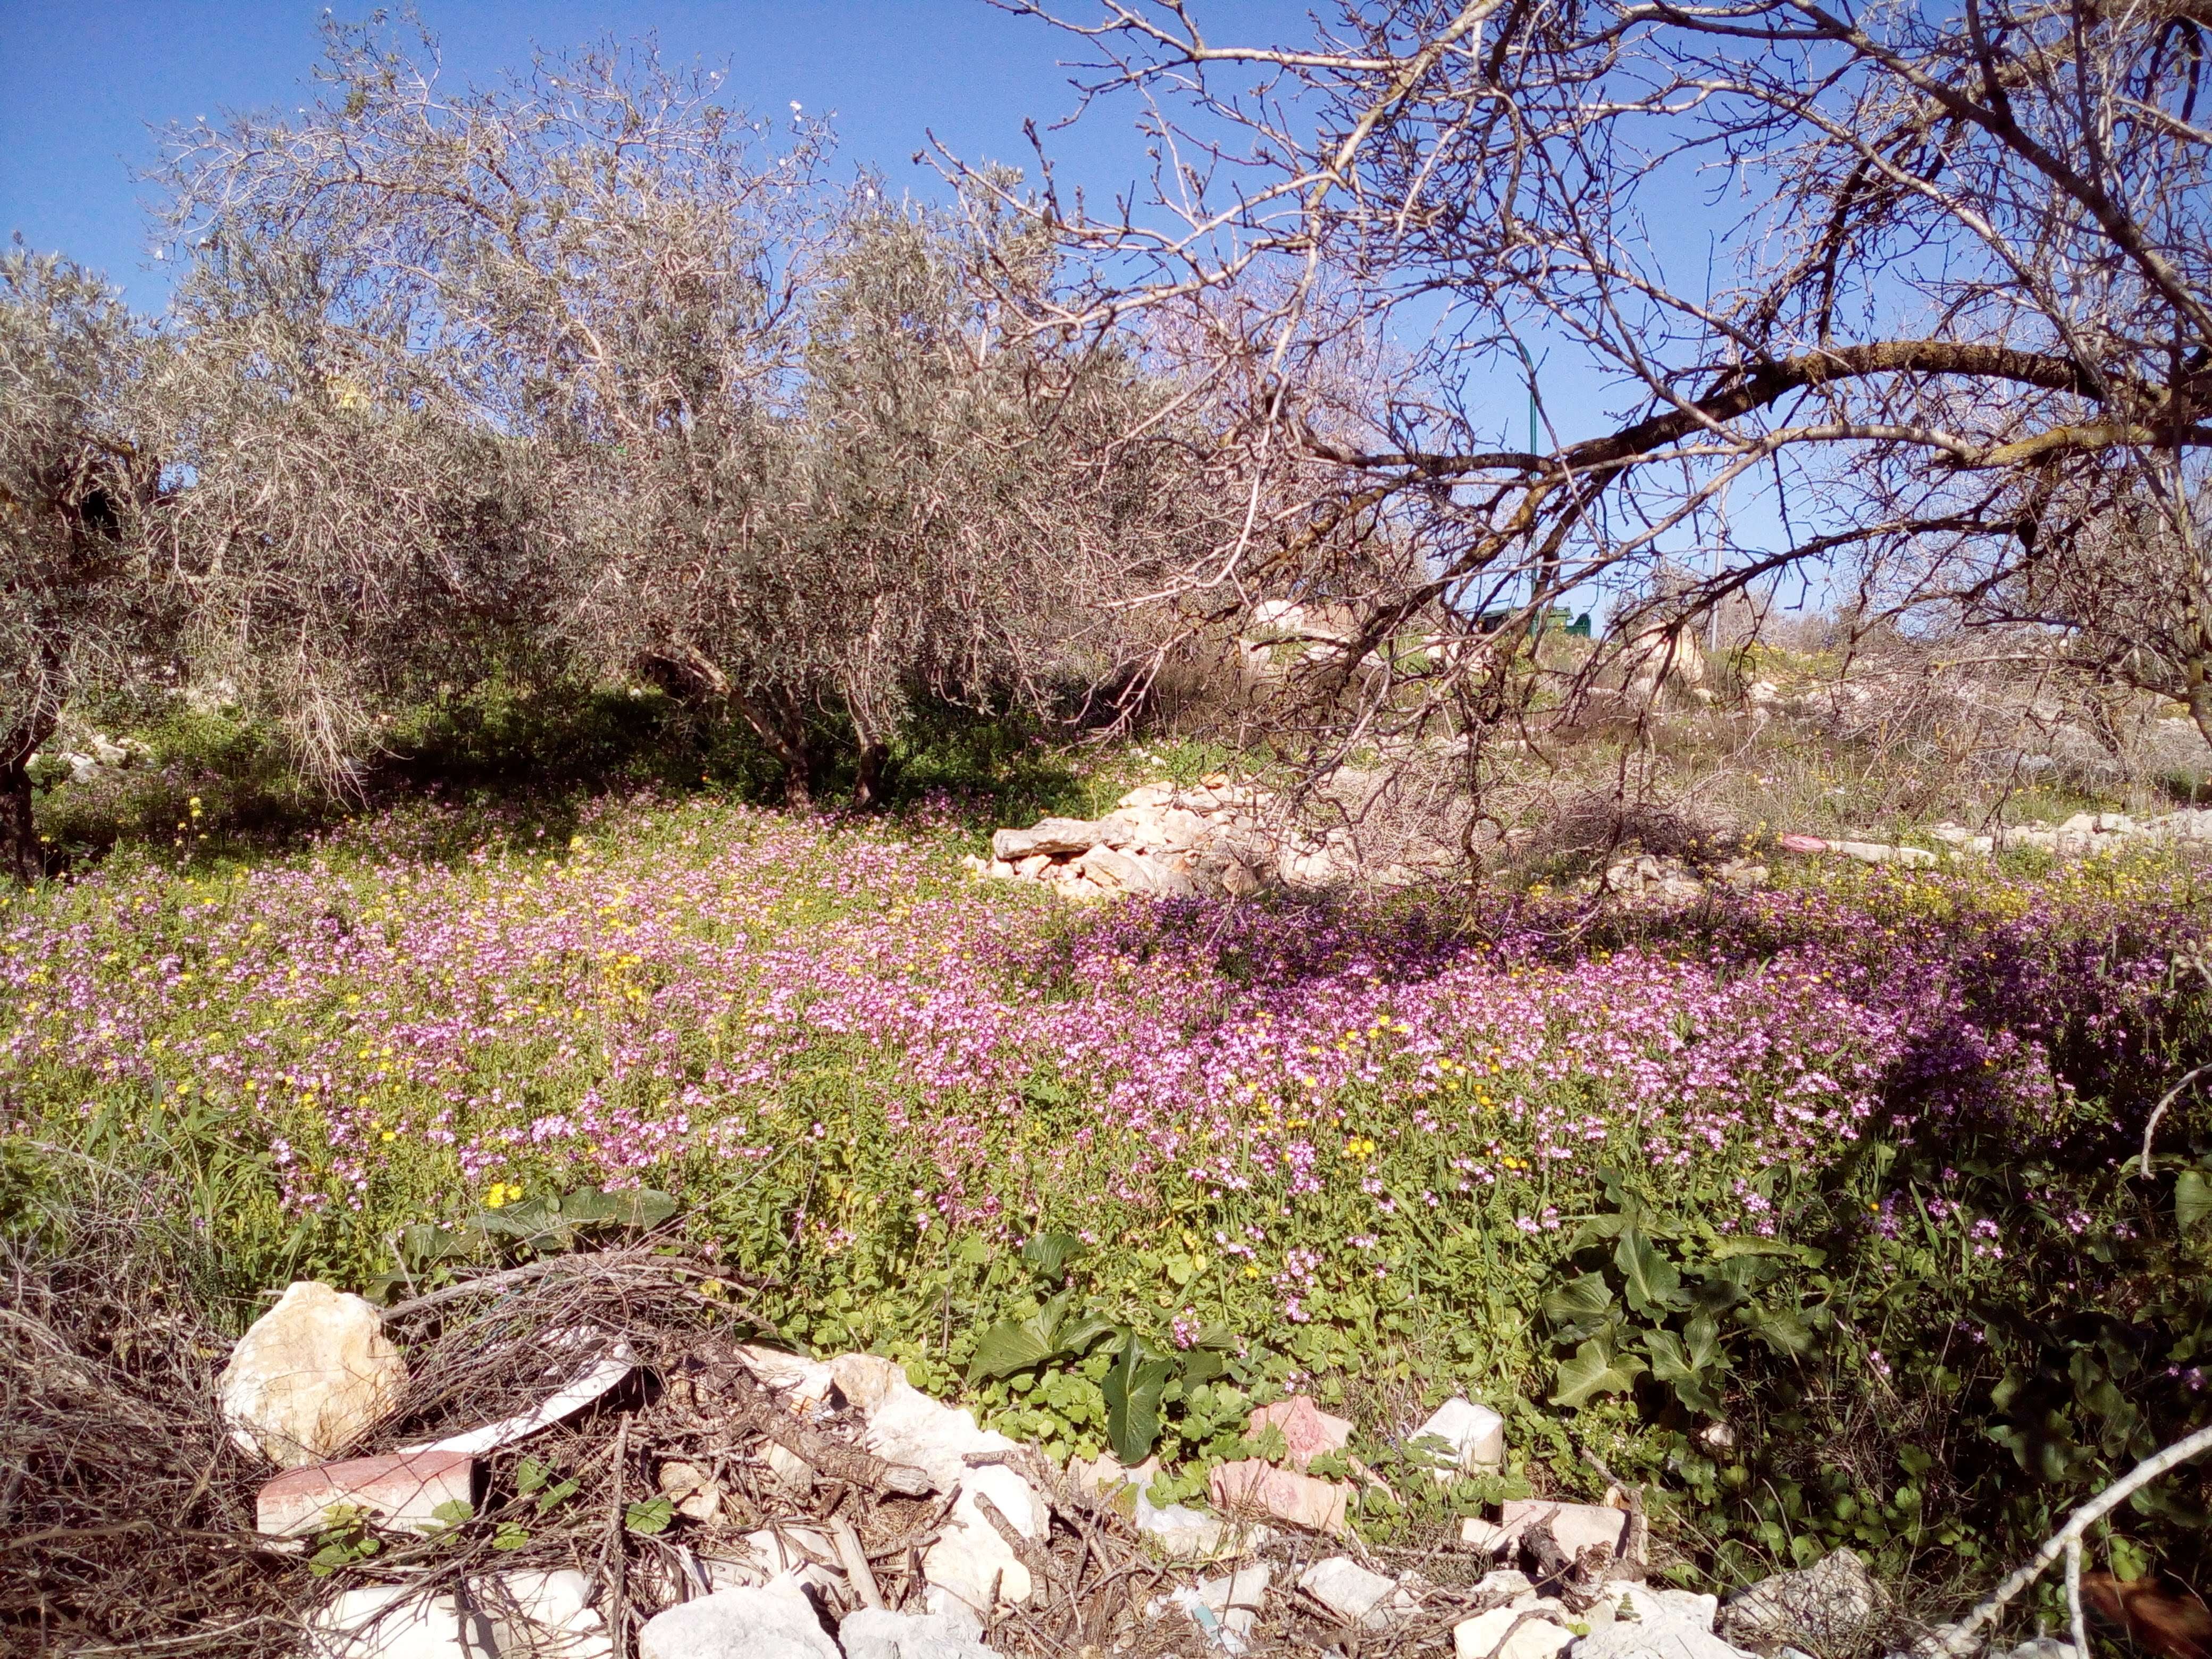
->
[1413,1397,1506,1475]
[1209,1459,1349,1534]
[258,1448,475,1538]
[734,1344,836,1410]
[658,1459,723,1522]
[637,1577,841,1659]
[220,1282,408,1467]
[1159,1563,1272,1650]
[1247,1396,1353,1469]
[1572,1588,1757,1659]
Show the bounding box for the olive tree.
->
[160,19,1217,805]
[0,252,161,879]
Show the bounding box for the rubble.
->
[1298,1555,1420,1630]
[477,1569,614,1659]
[1208,1459,1351,1534]
[1573,1583,1754,1659]
[966,778,1426,899]
[1412,1396,1507,1476]
[1158,1563,1272,1653]
[308,1583,482,1659]
[839,1603,994,1659]
[1455,1603,1579,1659]
[256,1447,475,1538]
[1495,1497,1643,1563]
[219,1281,409,1467]
[1246,1396,1352,1469]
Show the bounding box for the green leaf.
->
[1102,1332,1174,1464]
[1684,1314,1721,1371]
[431,1498,473,1527]
[1552,1336,1647,1408]
[1745,1305,1816,1356]
[1566,1213,1631,1252]
[559,1186,679,1230]
[1710,1236,1825,1267]
[966,1289,1115,1382]
[624,1497,675,1536]
[492,1521,531,1551]
[1181,1347,1228,1388]
[2179,1170,2212,1233]
[534,1478,580,1513]
[1543,1272,1614,1328]
[1645,1328,1698,1381]
[1020,1233,1088,1281]
[400,1221,468,1267]
[1615,1230,1689,1316]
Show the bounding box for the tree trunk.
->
[852,740,892,811]
[1,749,41,884]
[730,688,814,809]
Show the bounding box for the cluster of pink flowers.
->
[0,794,2190,1291]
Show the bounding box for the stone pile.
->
[221,1278,1914,1659]
[963,776,1452,899]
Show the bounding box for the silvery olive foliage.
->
[0,252,162,879]
[144,18,1220,809]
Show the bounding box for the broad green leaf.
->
[1710,1237,1811,1262]
[1567,1213,1630,1252]
[1020,1232,1089,1281]
[1744,1305,1816,1356]
[1684,1314,1721,1371]
[516,1455,552,1496]
[560,1186,678,1230]
[1615,1230,1689,1316]
[1551,1337,1647,1408]
[1103,1333,1173,1464]
[2179,1170,2212,1233]
[967,1291,1076,1382]
[400,1222,466,1268]
[1182,1347,1228,1387]
[624,1497,675,1536]
[1543,1272,1614,1327]
[1645,1328,1697,1380]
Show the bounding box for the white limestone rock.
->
[1718,1549,1882,1654]
[1456,1605,1577,1659]
[636,1578,841,1659]
[475,1568,613,1659]
[219,1281,408,1467]
[1300,1555,1420,1630]
[839,1604,993,1659]
[1412,1396,1506,1476]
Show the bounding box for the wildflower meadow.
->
[5,792,2211,1591]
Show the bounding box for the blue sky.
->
[0,1,1785,604]
[0,0,1283,307]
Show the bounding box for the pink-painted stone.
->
[1778,834,1829,854]
[257,1447,476,1537]
[1247,1396,1352,1470]
[1209,1459,1350,1535]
